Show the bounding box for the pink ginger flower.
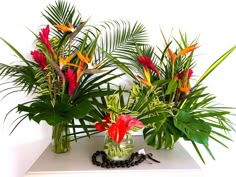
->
[30,50,49,72]
[66,68,78,95]
[39,25,56,57]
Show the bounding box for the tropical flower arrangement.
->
[0,0,129,153]
[105,32,236,163]
[0,0,235,164]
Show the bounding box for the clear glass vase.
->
[104,132,134,161]
[51,122,71,153]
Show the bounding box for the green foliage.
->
[107,30,236,163]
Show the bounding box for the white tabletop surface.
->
[25,136,203,177]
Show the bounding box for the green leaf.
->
[74,100,92,119]
[165,80,177,95]
[174,110,211,145]
[196,45,236,85]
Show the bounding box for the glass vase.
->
[51,122,71,153]
[104,132,134,161]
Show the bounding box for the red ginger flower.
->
[108,115,144,143]
[65,68,78,95]
[138,56,159,75]
[94,114,111,132]
[39,25,56,57]
[30,50,49,73]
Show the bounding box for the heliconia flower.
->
[94,114,111,132]
[176,43,198,58]
[54,23,76,33]
[39,25,56,57]
[136,75,152,87]
[138,56,159,75]
[161,30,176,63]
[107,115,144,143]
[30,50,49,73]
[168,48,176,63]
[65,68,78,95]
[179,81,191,95]
[143,66,151,84]
[174,74,179,81]
[179,69,193,80]
[77,51,91,64]
[178,69,193,95]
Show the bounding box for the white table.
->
[25,136,203,177]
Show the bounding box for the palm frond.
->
[95,20,148,64]
[0,63,39,95]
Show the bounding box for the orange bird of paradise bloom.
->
[76,51,92,82]
[59,53,77,69]
[54,23,76,33]
[161,31,198,63]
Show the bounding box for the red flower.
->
[108,118,126,143]
[179,69,193,80]
[94,114,111,132]
[30,50,49,72]
[107,115,144,143]
[39,25,56,57]
[138,56,159,75]
[65,68,78,95]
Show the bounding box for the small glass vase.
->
[104,132,134,161]
[51,122,71,153]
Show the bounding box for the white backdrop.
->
[0,0,236,176]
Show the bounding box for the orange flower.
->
[76,51,91,64]
[76,61,84,82]
[59,53,75,69]
[161,30,176,63]
[179,81,191,95]
[136,75,152,87]
[178,69,193,95]
[168,48,176,63]
[176,43,198,58]
[143,66,151,84]
[54,23,76,33]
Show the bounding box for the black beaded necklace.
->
[91,151,160,168]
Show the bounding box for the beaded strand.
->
[92,151,151,168]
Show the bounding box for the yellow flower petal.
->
[77,51,91,64]
[143,66,151,84]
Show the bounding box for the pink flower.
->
[30,50,48,72]
[65,68,78,95]
[94,114,111,132]
[107,115,144,143]
[39,25,55,57]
